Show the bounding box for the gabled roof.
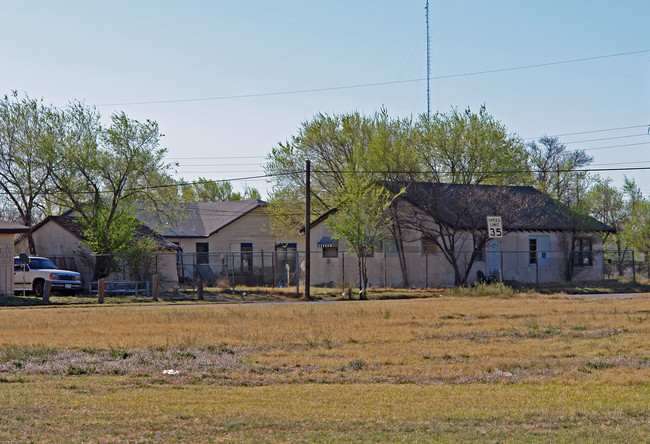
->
[0,220,30,234]
[141,199,266,238]
[22,215,181,251]
[400,182,614,232]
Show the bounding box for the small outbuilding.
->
[0,220,29,295]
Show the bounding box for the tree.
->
[265,110,414,287]
[182,178,260,202]
[326,169,400,298]
[625,199,650,277]
[404,106,533,285]
[49,108,178,278]
[0,92,61,252]
[266,107,536,287]
[414,105,529,185]
[527,136,593,206]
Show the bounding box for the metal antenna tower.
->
[425,0,431,117]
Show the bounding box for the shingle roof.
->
[400,182,614,232]
[142,200,265,238]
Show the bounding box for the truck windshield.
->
[27,258,59,270]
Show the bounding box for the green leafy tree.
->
[50,108,178,278]
[326,170,400,298]
[265,110,414,286]
[182,178,260,202]
[405,106,534,285]
[414,105,529,185]
[0,92,61,252]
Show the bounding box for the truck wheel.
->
[33,279,45,298]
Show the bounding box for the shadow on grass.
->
[0,294,49,307]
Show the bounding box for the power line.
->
[95,49,650,107]
[556,133,649,145]
[166,155,266,160]
[523,124,649,141]
[581,141,650,152]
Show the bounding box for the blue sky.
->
[2,1,649,197]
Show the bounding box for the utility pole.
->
[304,160,311,300]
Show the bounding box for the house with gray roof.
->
[140,200,299,285]
[306,183,614,288]
[15,215,181,290]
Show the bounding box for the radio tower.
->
[425,0,431,117]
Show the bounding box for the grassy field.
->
[0,293,648,442]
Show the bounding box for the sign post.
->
[486,216,503,293]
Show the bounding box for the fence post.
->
[197,279,204,300]
[632,250,636,283]
[231,252,235,292]
[384,250,387,288]
[272,252,276,288]
[98,278,105,304]
[42,281,51,303]
[342,252,345,291]
[152,274,159,301]
[425,252,429,289]
[261,250,265,286]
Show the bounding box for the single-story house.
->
[15,215,181,290]
[305,183,615,288]
[137,199,300,285]
[0,220,30,295]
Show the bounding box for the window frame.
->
[573,237,593,266]
[529,238,537,265]
[196,242,209,265]
[241,242,253,272]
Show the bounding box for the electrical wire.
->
[523,124,649,141]
[95,49,650,107]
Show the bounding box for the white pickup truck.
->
[14,256,82,297]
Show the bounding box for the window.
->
[573,237,593,266]
[196,243,209,264]
[422,237,438,254]
[317,237,338,258]
[529,238,537,265]
[275,243,297,270]
[241,243,253,272]
[530,235,551,266]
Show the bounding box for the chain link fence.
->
[41,248,649,295]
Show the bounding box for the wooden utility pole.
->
[304,160,311,300]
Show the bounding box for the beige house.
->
[141,200,299,286]
[0,220,29,295]
[15,215,181,290]
[304,183,614,288]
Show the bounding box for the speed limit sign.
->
[487,216,503,238]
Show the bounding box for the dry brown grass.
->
[0,295,648,384]
[1,294,648,442]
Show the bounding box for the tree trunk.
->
[27,233,37,255]
[358,255,368,300]
[391,224,409,288]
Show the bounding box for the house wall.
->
[306,223,607,289]
[169,207,298,276]
[16,221,180,291]
[0,234,14,295]
[15,222,94,287]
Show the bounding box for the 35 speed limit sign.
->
[487,216,503,238]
